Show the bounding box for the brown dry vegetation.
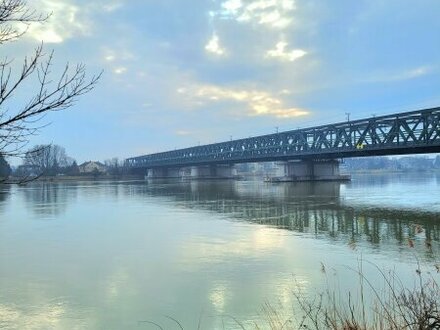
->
[259,262,440,330]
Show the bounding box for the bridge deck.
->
[126,107,440,168]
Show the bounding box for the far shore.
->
[343,168,440,174]
[3,168,440,184]
[5,174,143,183]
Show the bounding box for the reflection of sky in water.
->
[0,176,439,329]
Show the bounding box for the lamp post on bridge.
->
[345,112,353,147]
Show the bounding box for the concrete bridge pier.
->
[146,168,165,179]
[146,167,181,179]
[182,164,237,180]
[271,160,350,182]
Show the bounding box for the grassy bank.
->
[260,262,439,330]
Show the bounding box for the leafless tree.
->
[24,144,67,174]
[104,157,124,175]
[0,0,101,158]
[0,153,11,177]
[0,0,48,44]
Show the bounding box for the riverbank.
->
[4,168,440,184]
[5,174,144,183]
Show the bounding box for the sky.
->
[4,0,440,164]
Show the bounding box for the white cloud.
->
[101,47,137,76]
[113,67,127,74]
[222,0,243,14]
[209,0,302,60]
[103,2,123,12]
[266,41,307,62]
[24,0,125,43]
[388,66,432,80]
[365,66,434,83]
[26,0,91,43]
[216,0,296,29]
[178,84,309,118]
[105,55,116,62]
[205,33,226,55]
[102,47,136,62]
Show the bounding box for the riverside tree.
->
[0,0,100,158]
[23,144,71,175]
[104,157,124,176]
[0,154,11,178]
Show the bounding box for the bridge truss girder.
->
[126,107,440,168]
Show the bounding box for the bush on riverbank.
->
[261,262,440,330]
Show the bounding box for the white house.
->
[78,161,107,174]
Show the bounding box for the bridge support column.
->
[146,167,181,179]
[146,168,165,179]
[270,160,350,182]
[182,164,237,180]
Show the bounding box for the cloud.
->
[113,67,127,75]
[265,41,306,62]
[365,66,434,83]
[215,0,296,29]
[103,2,123,12]
[178,84,309,118]
[24,0,126,43]
[102,47,137,76]
[26,0,91,43]
[105,54,116,62]
[205,33,226,55]
[206,0,305,63]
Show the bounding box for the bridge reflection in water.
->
[126,179,440,259]
[15,179,440,259]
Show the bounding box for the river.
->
[0,173,439,329]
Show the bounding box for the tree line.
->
[0,144,126,179]
[344,156,440,171]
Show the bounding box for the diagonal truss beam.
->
[126,107,440,168]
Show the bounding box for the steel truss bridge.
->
[126,107,440,168]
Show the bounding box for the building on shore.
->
[78,161,108,174]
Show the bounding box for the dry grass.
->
[259,260,440,330]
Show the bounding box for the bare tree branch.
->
[0,0,50,44]
[0,0,101,159]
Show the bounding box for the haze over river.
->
[1,173,439,329]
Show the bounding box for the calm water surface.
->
[0,173,439,329]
